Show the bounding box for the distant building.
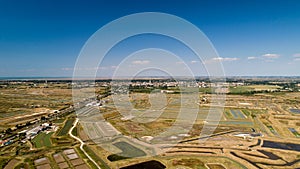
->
[160,90,174,93]
[42,123,50,128]
[233,132,262,139]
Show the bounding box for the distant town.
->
[0,77,300,168]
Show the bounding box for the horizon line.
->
[1,75,300,81]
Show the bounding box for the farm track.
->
[69,118,102,169]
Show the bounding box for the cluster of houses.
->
[112,80,244,88]
[0,137,15,146]
[21,122,53,140]
[0,109,67,147]
[0,123,55,146]
[72,79,247,89]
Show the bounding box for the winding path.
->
[69,118,102,169]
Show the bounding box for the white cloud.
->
[203,57,239,64]
[247,56,257,60]
[190,60,199,64]
[293,53,300,58]
[212,57,239,61]
[262,53,280,59]
[294,58,300,61]
[131,60,150,65]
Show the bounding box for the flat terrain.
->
[32,132,53,148]
[1,81,300,169]
[98,90,300,169]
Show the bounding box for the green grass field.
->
[53,118,65,124]
[0,158,10,169]
[199,87,213,93]
[107,141,146,161]
[229,86,252,94]
[31,132,53,148]
[83,145,111,169]
[75,147,98,169]
[229,85,281,94]
[57,118,75,136]
[71,125,78,136]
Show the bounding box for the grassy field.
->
[229,86,252,94]
[107,141,146,161]
[83,145,111,169]
[0,158,10,169]
[0,87,72,118]
[71,125,78,136]
[31,132,53,148]
[53,118,65,124]
[199,87,213,93]
[75,146,98,169]
[57,118,75,136]
[229,85,281,94]
[247,85,281,91]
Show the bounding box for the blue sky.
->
[0,0,300,77]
